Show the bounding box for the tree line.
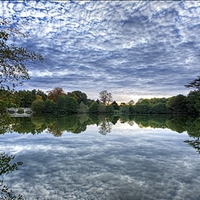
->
[1,113,200,139]
[0,84,200,116]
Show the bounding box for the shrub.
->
[26,110,32,114]
[17,108,24,114]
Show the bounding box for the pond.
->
[0,114,200,200]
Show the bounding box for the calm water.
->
[1,115,200,200]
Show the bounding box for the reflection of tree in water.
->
[0,153,23,199]
[47,115,88,136]
[183,117,200,154]
[2,114,200,141]
[184,139,200,154]
[98,119,112,135]
[0,114,16,134]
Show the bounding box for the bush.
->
[26,110,32,114]
[31,99,45,113]
[17,108,24,114]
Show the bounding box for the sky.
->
[1,1,200,103]
[1,126,200,199]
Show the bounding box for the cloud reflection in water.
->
[1,123,200,200]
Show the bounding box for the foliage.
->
[0,100,7,112]
[31,99,45,113]
[185,75,200,91]
[47,87,65,102]
[57,95,78,114]
[98,103,106,113]
[106,105,114,113]
[16,108,24,114]
[89,101,99,113]
[0,153,23,176]
[110,101,119,110]
[98,119,112,135]
[78,102,89,113]
[44,99,56,113]
[0,19,43,90]
[186,91,200,115]
[67,90,87,104]
[0,153,23,199]
[167,94,188,113]
[119,104,130,114]
[0,84,200,115]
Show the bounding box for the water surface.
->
[0,115,200,200]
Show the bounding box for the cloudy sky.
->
[1,1,200,102]
[1,124,200,200]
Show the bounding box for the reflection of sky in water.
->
[1,122,200,200]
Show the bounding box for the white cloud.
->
[1,1,200,101]
[2,126,200,200]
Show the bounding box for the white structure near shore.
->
[6,107,33,117]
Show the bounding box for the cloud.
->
[2,126,200,200]
[1,1,200,102]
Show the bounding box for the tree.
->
[98,103,106,113]
[14,90,35,107]
[120,104,130,114]
[31,99,45,113]
[152,102,171,114]
[47,87,65,102]
[111,101,120,110]
[185,75,200,91]
[0,19,43,90]
[99,90,112,105]
[106,104,114,113]
[128,100,135,105]
[168,94,187,113]
[98,120,112,135]
[186,91,200,115]
[0,153,23,199]
[78,102,89,113]
[57,95,78,114]
[44,99,56,113]
[68,90,87,104]
[89,101,99,113]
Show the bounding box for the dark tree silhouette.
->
[185,75,200,91]
[0,19,43,90]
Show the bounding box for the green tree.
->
[78,102,89,113]
[110,101,120,110]
[57,95,78,114]
[31,99,45,113]
[89,101,99,113]
[168,95,187,113]
[106,104,114,113]
[34,89,47,101]
[0,100,7,112]
[120,104,130,114]
[98,103,106,113]
[152,102,171,114]
[186,91,200,115]
[134,104,151,114]
[68,90,87,104]
[14,90,35,107]
[0,19,43,90]
[44,99,56,113]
